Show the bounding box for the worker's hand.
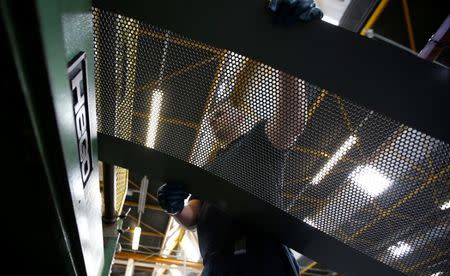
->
[157,183,190,215]
[269,0,323,24]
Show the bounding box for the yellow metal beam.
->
[115,251,203,270]
[294,146,329,158]
[307,90,327,120]
[137,55,219,95]
[124,201,163,212]
[139,28,222,55]
[188,49,228,163]
[299,261,317,275]
[129,214,165,236]
[335,95,353,133]
[401,0,417,52]
[230,59,259,108]
[360,0,390,36]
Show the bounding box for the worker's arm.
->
[157,183,201,229]
[266,72,308,149]
[173,199,202,229]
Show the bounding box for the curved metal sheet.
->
[92,5,449,275]
[94,0,449,143]
[98,133,404,276]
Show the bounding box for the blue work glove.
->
[269,0,323,24]
[157,183,190,215]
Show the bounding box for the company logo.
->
[69,53,92,186]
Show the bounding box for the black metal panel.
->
[1,1,91,274]
[94,0,449,143]
[339,0,380,33]
[98,133,404,276]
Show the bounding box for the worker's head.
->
[208,98,246,144]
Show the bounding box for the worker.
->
[157,1,321,275]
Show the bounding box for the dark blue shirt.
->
[193,120,297,275]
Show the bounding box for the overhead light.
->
[430,272,443,276]
[311,135,358,185]
[440,200,450,210]
[322,15,339,26]
[124,258,134,276]
[132,226,142,250]
[138,176,149,214]
[388,241,411,258]
[146,89,163,148]
[349,165,392,197]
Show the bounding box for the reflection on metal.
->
[139,28,222,55]
[129,114,202,131]
[388,241,412,258]
[94,5,450,275]
[113,15,139,140]
[307,90,327,120]
[138,56,220,96]
[349,165,392,197]
[440,200,450,210]
[189,50,230,167]
[311,135,358,185]
[146,90,163,148]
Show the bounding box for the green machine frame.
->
[1,0,105,275]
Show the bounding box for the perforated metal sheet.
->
[93,8,450,275]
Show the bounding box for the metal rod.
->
[360,0,390,36]
[124,200,163,212]
[368,31,448,68]
[418,15,450,61]
[114,259,202,273]
[401,0,416,52]
[103,162,117,224]
[300,261,317,275]
[367,30,416,55]
[137,212,142,226]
